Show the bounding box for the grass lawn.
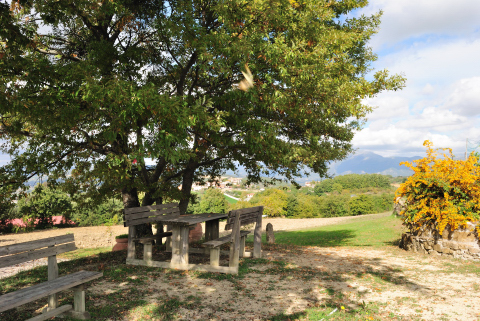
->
[224,194,238,204]
[267,213,404,248]
[2,213,478,320]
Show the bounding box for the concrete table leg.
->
[171,226,189,265]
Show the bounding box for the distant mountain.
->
[225,151,419,182]
[329,151,419,177]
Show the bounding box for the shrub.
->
[318,194,350,217]
[285,194,299,217]
[295,194,321,218]
[396,140,480,235]
[17,185,73,229]
[73,198,123,226]
[349,195,375,216]
[372,193,394,213]
[199,188,228,214]
[115,234,129,239]
[249,188,288,217]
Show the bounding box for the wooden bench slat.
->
[226,211,261,224]
[133,232,174,244]
[27,304,73,321]
[0,242,77,269]
[124,212,180,227]
[124,208,180,222]
[0,234,74,256]
[0,270,103,313]
[228,206,263,216]
[226,217,258,230]
[123,202,179,214]
[158,213,227,226]
[203,231,250,248]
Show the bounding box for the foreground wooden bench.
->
[203,206,263,273]
[123,203,183,262]
[0,234,103,320]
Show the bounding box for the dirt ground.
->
[3,213,479,320]
[102,245,480,321]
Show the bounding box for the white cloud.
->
[442,77,480,116]
[364,94,409,121]
[353,124,464,157]
[360,0,480,50]
[396,107,470,131]
[375,38,480,87]
[421,83,435,95]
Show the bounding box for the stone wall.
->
[400,221,480,260]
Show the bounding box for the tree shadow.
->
[0,243,436,320]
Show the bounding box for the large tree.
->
[0,0,404,234]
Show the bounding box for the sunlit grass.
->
[224,194,238,204]
[250,213,405,248]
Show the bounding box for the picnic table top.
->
[157,213,227,226]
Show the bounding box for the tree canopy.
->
[0,0,404,228]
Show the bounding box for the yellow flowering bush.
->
[396,140,480,235]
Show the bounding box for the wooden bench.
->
[203,206,263,273]
[0,234,103,320]
[123,202,184,262]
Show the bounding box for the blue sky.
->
[352,0,480,158]
[1,1,480,167]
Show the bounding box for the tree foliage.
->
[72,197,123,226]
[17,185,72,228]
[314,173,391,195]
[396,141,480,235]
[349,194,374,216]
[199,188,228,214]
[250,188,288,217]
[0,0,404,234]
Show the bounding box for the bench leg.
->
[47,253,58,311]
[210,248,220,266]
[253,217,262,258]
[127,226,136,260]
[63,285,91,320]
[240,236,246,258]
[143,243,153,262]
[165,236,172,251]
[155,223,164,245]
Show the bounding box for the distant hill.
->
[329,151,419,177]
[225,151,419,183]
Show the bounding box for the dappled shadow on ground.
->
[1,243,435,321]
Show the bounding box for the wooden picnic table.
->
[157,213,228,265]
[126,212,233,273]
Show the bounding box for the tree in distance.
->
[199,188,229,214]
[0,0,405,235]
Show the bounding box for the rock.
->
[394,197,407,215]
[442,247,453,255]
[469,248,480,254]
[266,223,275,244]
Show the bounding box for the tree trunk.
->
[178,162,198,215]
[121,186,152,237]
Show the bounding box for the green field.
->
[224,194,238,204]
[267,213,404,248]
